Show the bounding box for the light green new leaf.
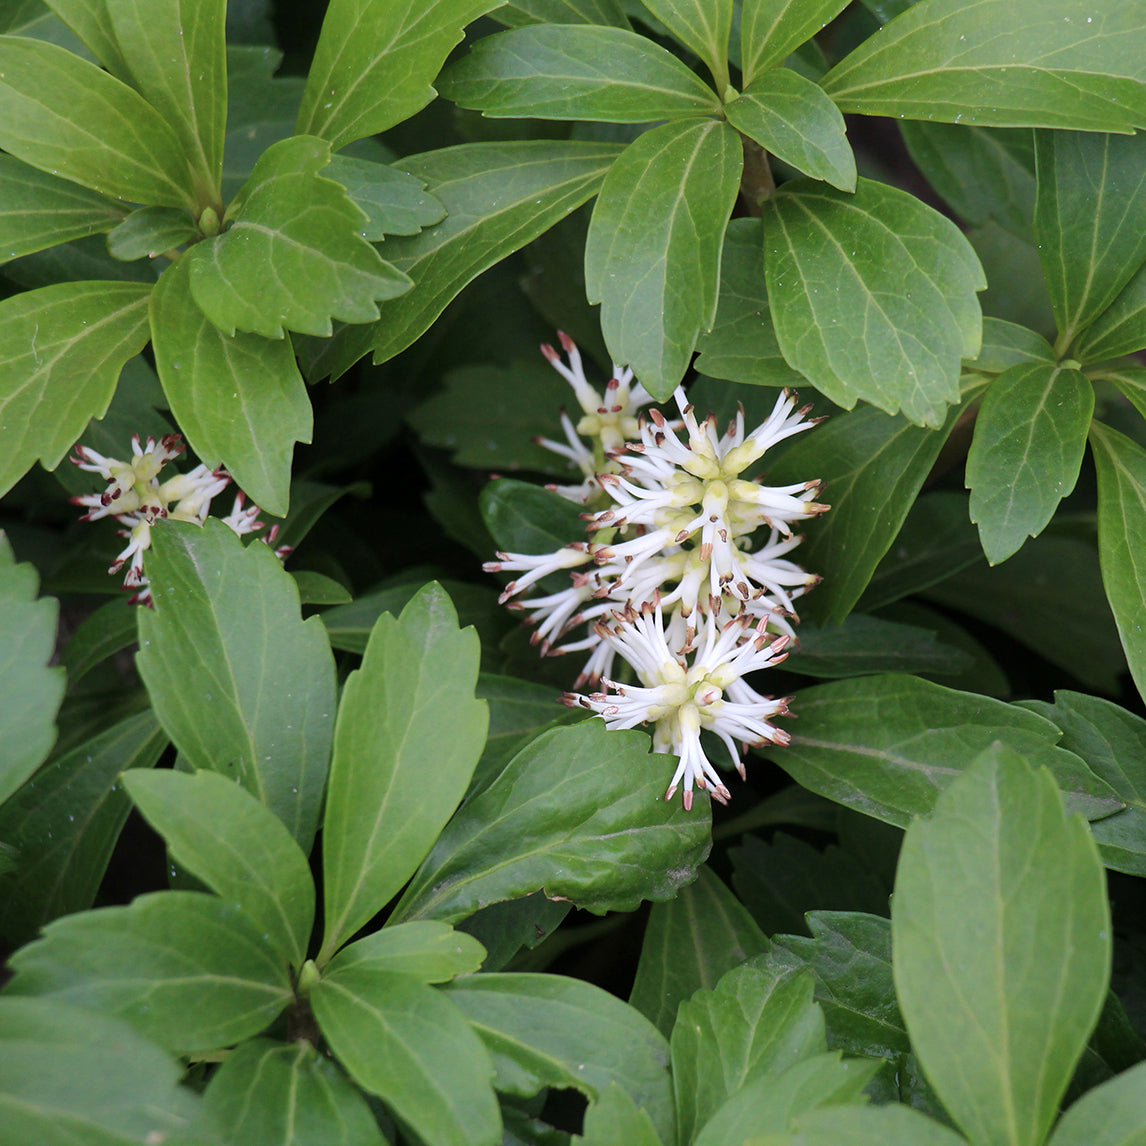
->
[0,155,123,263]
[1050,1060,1146,1146]
[0,537,65,807]
[0,34,194,207]
[203,1038,388,1146]
[822,0,1146,133]
[5,891,294,1054]
[740,0,851,87]
[188,135,410,339]
[327,921,486,983]
[438,25,721,120]
[629,866,768,1040]
[40,0,131,76]
[310,966,501,1146]
[637,0,732,93]
[150,255,311,516]
[1090,420,1146,704]
[392,721,711,924]
[445,972,675,1145]
[123,770,315,970]
[496,0,629,26]
[0,279,150,499]
[967,362,1093,564]
[725,70,855,192]
[1075,262,1146,362]
[586,118,742,399]
[761,674,1123,829]
[0,710,164,950]
[136,519,337,852]
[893,745,1111,1146]
[320,583,487,962]
[763,176,984,426]
[106,206,198,261]
[765,1104,970,1146]
[297,0,504,150]
[106,0,227,198]
[1034,129,1146,348]
[324,155,445,240]
[583,1083,664,1146]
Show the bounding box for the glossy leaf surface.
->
[740,0,851,85]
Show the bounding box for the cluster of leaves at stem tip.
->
[4,0,1146,1145]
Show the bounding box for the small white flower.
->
[483,542,596,605]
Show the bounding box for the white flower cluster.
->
[70,434,290,605]
[485,334,828,809]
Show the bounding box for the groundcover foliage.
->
[2,0,1146,1143]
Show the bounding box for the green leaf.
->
[150,255,311,516]
[445,972,674,1145]
[771,1104,970,1146]
[106,206,198,261]
[762,674,1123,829]
[327,921,486,983]
[0,996,201,1146]
[439,25,721,120]
[740,0,851,86]
[1089,421,1146,704]
[1021,691,1146,877]
[5,891,294,1054]
[480,477,587,561]
[105,0,227,198]
[1050,1061,1146,1146]
[0,34,194,207]
[725,71,855,192]
[391,721,712,924]
[310,966,501,1146]
[292,570,353,606]
[203,1037,388,1146]
[496,0,629,28]
[324,155,445,240]
[583,1083,664,1146]
[892,745,1111,1146]
[629,865,769,1039]
[965,315,1055,373]
[0,537,65,806]
[763,177,984,427]
[0,279,151,498]
[187,135,410,339]
[1075,262,1146,362]
[0,154,124,262]
[0,710,164,949]
[1034,129,1146,347]
[672,961,825,1146]
[122,769,315,970]
[39,0,131,76]
[320,583,487,961]
[586,118,742,399]
[966,362,1093,564]
[136,519,337,852]
[297,0,504,150]
[641,0,732,93]
[821,0,1146,133]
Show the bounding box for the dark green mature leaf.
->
[136,520,337,852]
[481,478,587,557]
[763,177,984,426]
[0,155,123,262]
[391,721,711,924]
[497,0,629,27]
[772,1104,970,1146]
[446,972,675,1144]
[106,0,227,198]
[740,0,851,86]
[1090,421,1146,705]
[1051,1061,1146,1146]
[642,0,732,92]
[822,0,1146,132]
[1103,365,1146,424]
[320,583,487,962]
[0,34,194,207]
[106,206,198,261]
[439,25,721,121]
[1034,129,1146,347]
[1022,691,1146,877]
[328,921,485,983]
[893,745,1111,1146]
[123,770,315,970]
[0,280,151,498]
[203,1038,388,1146]
[762,674,1122,828]
[1076,263,1146,362]
[966,362,1093,564]
[324,155,445,239]
[582,1082,663,1146]
[965,315,1054,373]
[0,997,201,1146]
[297,0,503,150]
[0,537,65,806]
[5,891,294,1053]
[630,866,769,1039]
[672,961,825,1146]
[586,118,741,399]
[310,966,501,1146]
[693,219,806,387]
[188,135,410,339]
[473,673,583,783]
[150,255,311,516]
[0,710,163,949]
[726,71,855,192]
